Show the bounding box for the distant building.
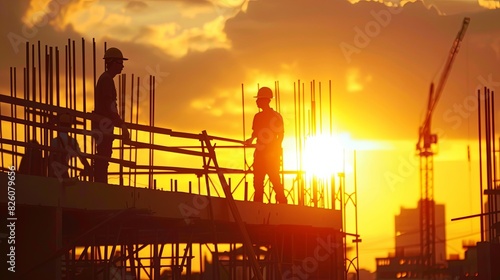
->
[395,201,446,265]
[375,201,446,279]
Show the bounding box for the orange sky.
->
[1,0,500,273]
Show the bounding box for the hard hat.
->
[254,87,273,99]
[103,47,128,60]
[59,113,73,125]
[57,113,83,125]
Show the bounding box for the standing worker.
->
[93,47,130,183]
[245,86,287,204]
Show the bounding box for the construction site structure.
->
[0,39,360,279]
[449,86,500,279]
[415,17,469,279]
[473,86,500,279]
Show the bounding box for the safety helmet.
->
[254,87,273,99]
[56,113,83,126]
[103,47,128,61]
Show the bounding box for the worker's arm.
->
[245,135,256,146]
[121,123,130,141]
[71,139,92,177]
[78,154,92,177]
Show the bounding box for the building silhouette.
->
[376,201,446,279]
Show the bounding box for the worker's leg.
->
[253,153,265,203]
[94,135,113,183]
[267,155,287,204]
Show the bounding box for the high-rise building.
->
[395,201,446,264]
[376,201,447,279]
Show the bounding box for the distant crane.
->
[416,17,470,278]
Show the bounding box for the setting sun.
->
[302,133,351,179]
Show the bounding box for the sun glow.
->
[302,133,351,179]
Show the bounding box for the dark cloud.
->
[125,1,149,12]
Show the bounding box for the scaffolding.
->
[0,39,360,279]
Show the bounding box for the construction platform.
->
[0,39,359,279]
[0,91,353,279]
[0,172,346,280]
[0,173,345,279]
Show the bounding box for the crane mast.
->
[416,17,470,279]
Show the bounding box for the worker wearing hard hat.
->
[244,87,287,204]
[93,47,130,184]
[48,113,91,180]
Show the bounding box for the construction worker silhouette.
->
[245,87,287,204]
[19,140,44,176]
[48,113,91,180]
[93,47,130,184]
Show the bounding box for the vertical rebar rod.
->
[485,87,492,241]
[134,76,140,188]
[31,43,36,140]
[302,82,306,204]
[294,81,300,204]
[319,81,322,134]
[7,67,13,166]
[37,42,43,143]
[120,74,126,186]
[293,81,297,169]
[38,41,42,105]
[71,40,77,176]
[311,80,317,206]
[491,89,499,240]
[72,40,76,112]
[478,88,484,242]
[13,67,17,166]
[301,81,305,164]
[149,75,154,188]
[312,80,316,136]
[53,47,59,177]
[45,45,49,105]
[92,39,96,157]
[491,89,498,232]
[129,74,134,187]
[275,80,284,191]
[82,38,87,155]
[329,80,333,135]
[25,41,29,144]
[56,47,60,107]
[65,45,68,108]
[45,46,51,170]
[67,39,72,109]
[152,76,156,188]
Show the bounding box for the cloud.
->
[1,0,500,142]
[41,0,237,59]
[125,1,148,12]
[478,0,500,9]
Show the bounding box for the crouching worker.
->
[48,113,92,181]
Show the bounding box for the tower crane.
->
[416,17,470,278]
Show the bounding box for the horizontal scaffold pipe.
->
[0,114,118,139]
[0,138,137,167]
[126,140,208,158]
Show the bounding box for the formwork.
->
[0,39,360,279]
